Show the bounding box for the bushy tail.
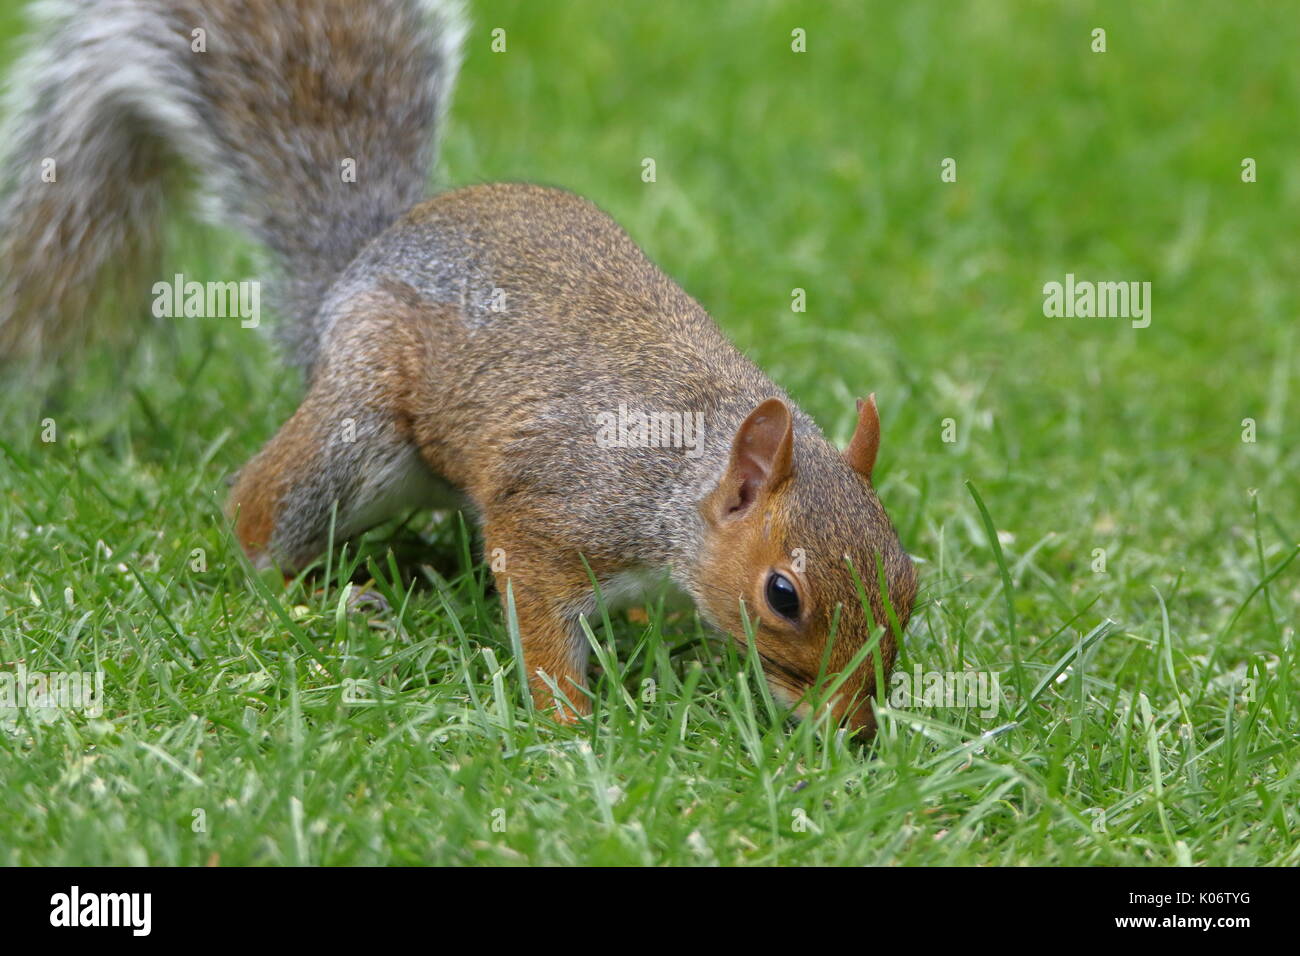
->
[0,0,465,370]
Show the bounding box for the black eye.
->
[765,571,801,622]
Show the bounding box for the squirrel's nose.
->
[836,689,880,740]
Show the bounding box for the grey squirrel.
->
[0,0,917,736]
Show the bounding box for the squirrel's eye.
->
[765,571,801,622]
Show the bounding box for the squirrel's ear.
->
[842,394,880,482]
[707,398,794,522]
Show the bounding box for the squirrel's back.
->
[332,184,732,352]
[333,182,797,440]
[0,0,465,368]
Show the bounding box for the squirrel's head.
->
[694,396,917,739]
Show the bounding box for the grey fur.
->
[0,0,466,368]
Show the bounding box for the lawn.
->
[0,0,1296,865]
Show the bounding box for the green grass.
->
[1,0,1297,865]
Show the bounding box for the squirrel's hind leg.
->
[227,287,443,572]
